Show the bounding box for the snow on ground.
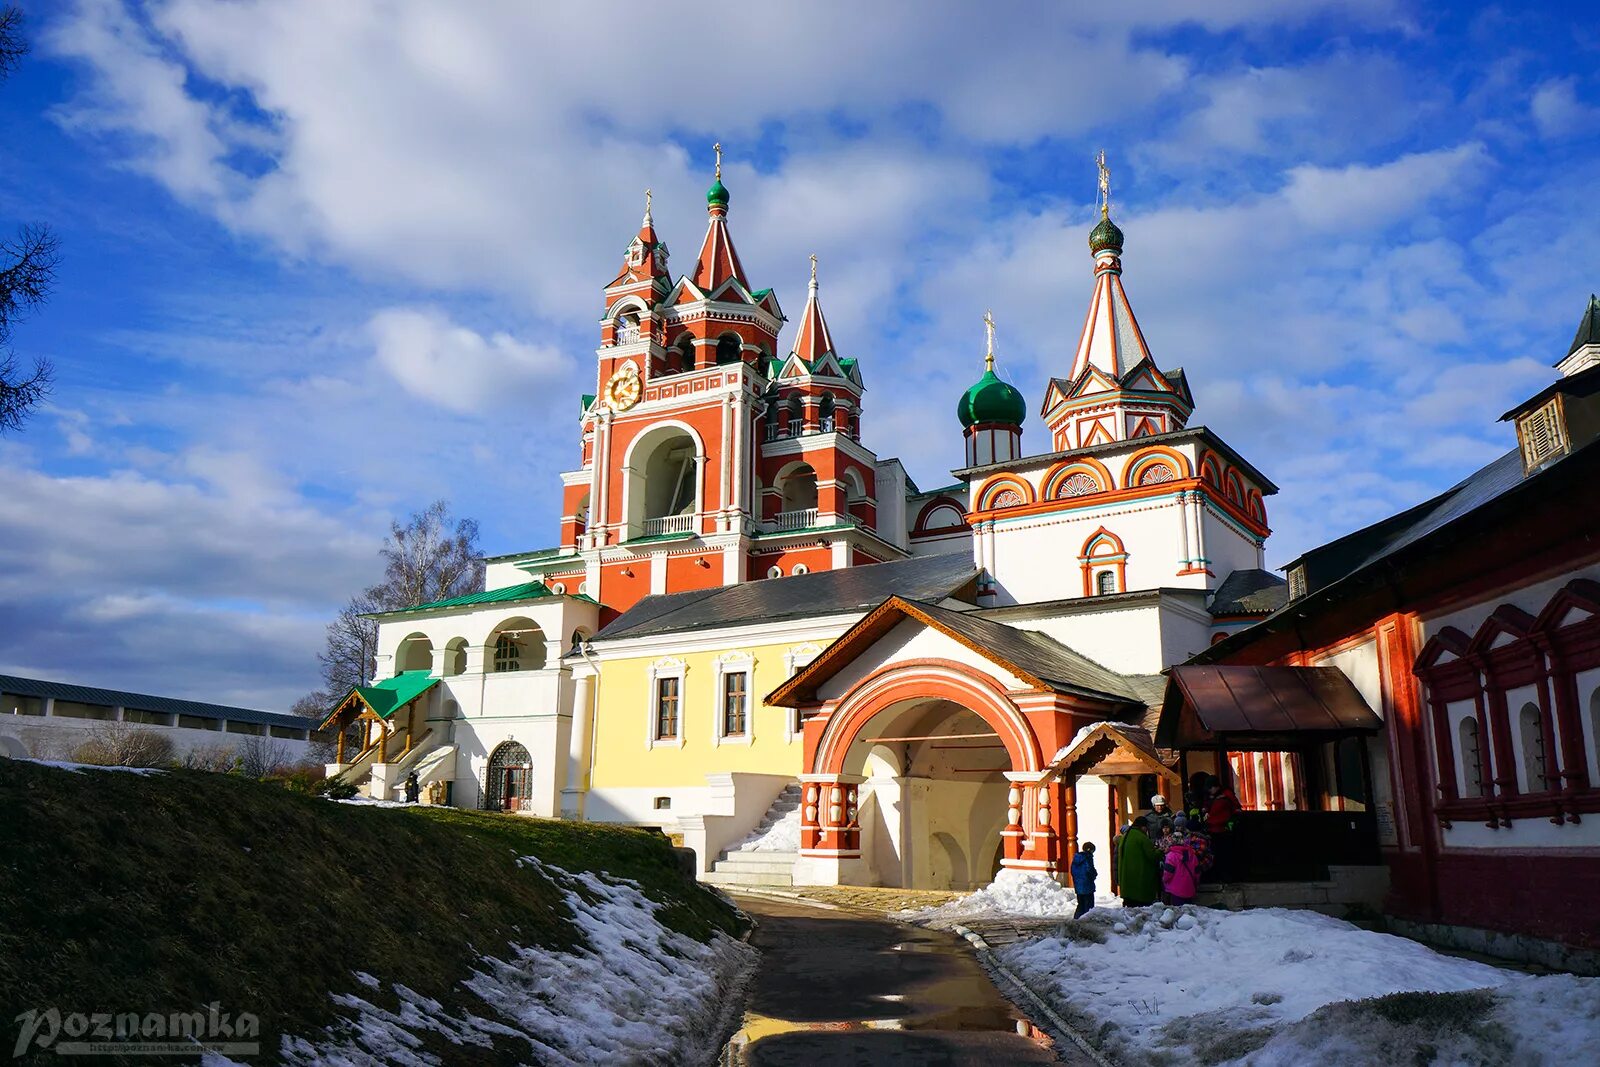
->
[248,857,754,1067]
[733,804,801,852]
[897,870,1103,924]
[15,758,161,775]
[997,904,1599,1065]
[331,795,407,808]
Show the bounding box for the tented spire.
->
[691,143,748,291]
[791,254,835,361]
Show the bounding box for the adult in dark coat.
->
[1071,842,1098,919]
[1116,816,1161,906]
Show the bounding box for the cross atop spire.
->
[643,187,652,226]
[791,253,836,364]
[1096,149,1111,219]
[714,142,723,180]
[809,253,819,292]
[984,310,996,372]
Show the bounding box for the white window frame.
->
[782,643,823,741]
[647,657,686,749]
[713,651,755,746]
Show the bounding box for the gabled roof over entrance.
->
[1156,665,1380,750]
[767,595,1152,708]
[1049,720,1177,784]
[318,670,438,730]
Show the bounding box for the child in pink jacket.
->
[1162,835,1202,905]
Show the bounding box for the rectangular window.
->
[653,796,672,810]
[1518,399,1567,472]
[655,677,679,740]
[722,671,748,737]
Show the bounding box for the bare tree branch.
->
[301,501,484,711]
[0,7,26,81]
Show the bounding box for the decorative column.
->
[719,393,733,525]
[562,672,597,817]
[798,774,862,855]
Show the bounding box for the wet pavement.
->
[726,894,1084,1066]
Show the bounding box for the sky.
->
[1,1,1598,710]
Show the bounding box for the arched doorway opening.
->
[837,696,1013,890]
[624,424,702,538]
[485,740,533,812]
[396,633,433,673]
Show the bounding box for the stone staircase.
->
[701,782,801,888]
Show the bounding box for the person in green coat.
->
[1117,815,1161,906]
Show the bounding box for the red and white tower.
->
[516,148,915,620]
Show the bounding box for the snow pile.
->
[899,870,1080,924]
[734,804,801,852]
[1049,721,1111,766]
[332,795,407,808]
[254,858,754,1067]
[1249,973,1600,1066]
[1000,905,1529,1064]
[17,758,161,775]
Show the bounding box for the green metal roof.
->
[581,393,596,414]
[377,580,554,617]
[320,670,438,728]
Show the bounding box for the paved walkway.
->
[726,894,1083,1066]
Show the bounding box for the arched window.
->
[1459,717,1484,797]
[786,396,803,437]
[443,638,468,677]
[819,392,836,432]
[489,619,547,673]
[672,335,695,373]
[1096,570,1116,596]
[614,310,640,345]
[716,333,742,364]
[485,741,533,812]
[779,465,818,516]
[396,634,433,673]
[1519,702,1548,793]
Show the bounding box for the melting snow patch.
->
[14,758,162,774]
[996,905,1587,1064]
[734,804,801,852]
[263,857,754,1066]
[898,870,1080,924]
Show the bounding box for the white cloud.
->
[1530,77,1600,140]
[367,306,567,414]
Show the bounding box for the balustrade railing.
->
[641,514,696,536]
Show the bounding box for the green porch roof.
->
[320,670,438,729]
[376,580,555,617]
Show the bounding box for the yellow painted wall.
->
[590,638,824,788]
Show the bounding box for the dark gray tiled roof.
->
[909,600,1158,706]
[1209,569,1288,616]
[1285,448,1524,591]
[593,553,980,641]
[0,674,318,731]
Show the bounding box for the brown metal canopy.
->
[1156,665,1381,750]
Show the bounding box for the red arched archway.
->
[810,659,1043,776]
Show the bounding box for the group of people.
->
[1071,779,1243,917]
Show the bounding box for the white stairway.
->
[702,782,802,887]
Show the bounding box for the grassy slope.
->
[0,760,743,1063]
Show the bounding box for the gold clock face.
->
[605,367,642,411]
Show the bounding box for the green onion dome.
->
[957,369,1027,428]
[707,178,730,206]
[1088,215,1124,254]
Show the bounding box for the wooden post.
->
[335,715,346,764]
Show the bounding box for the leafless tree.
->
[73,722,175,768]
[0,9,58,435]
[302,501,483,707]
[236,733,292,778]
[179,742,238,773]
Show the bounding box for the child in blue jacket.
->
[1071,842,1097,919]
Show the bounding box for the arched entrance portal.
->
[796,660,1071,888]
[485,741,533,812]
[838,698,1012,890]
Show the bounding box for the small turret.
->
[959,311,1025,467]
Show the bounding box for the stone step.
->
[703,867,795,887]
[713,852,799,874]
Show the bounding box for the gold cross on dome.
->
[1096,149,1111,218]
[983,309,996,371]
[810,253,818,283]
[714,142,722,180]
[645,188,652,214]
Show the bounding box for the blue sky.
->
[2,1,1597,709]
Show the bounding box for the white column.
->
[719,392,733,527]
[593,411,613,546]
[650,552,667,594]
[1176,490,1192,566]
[731,397,748,527]
[562,672,596,817]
